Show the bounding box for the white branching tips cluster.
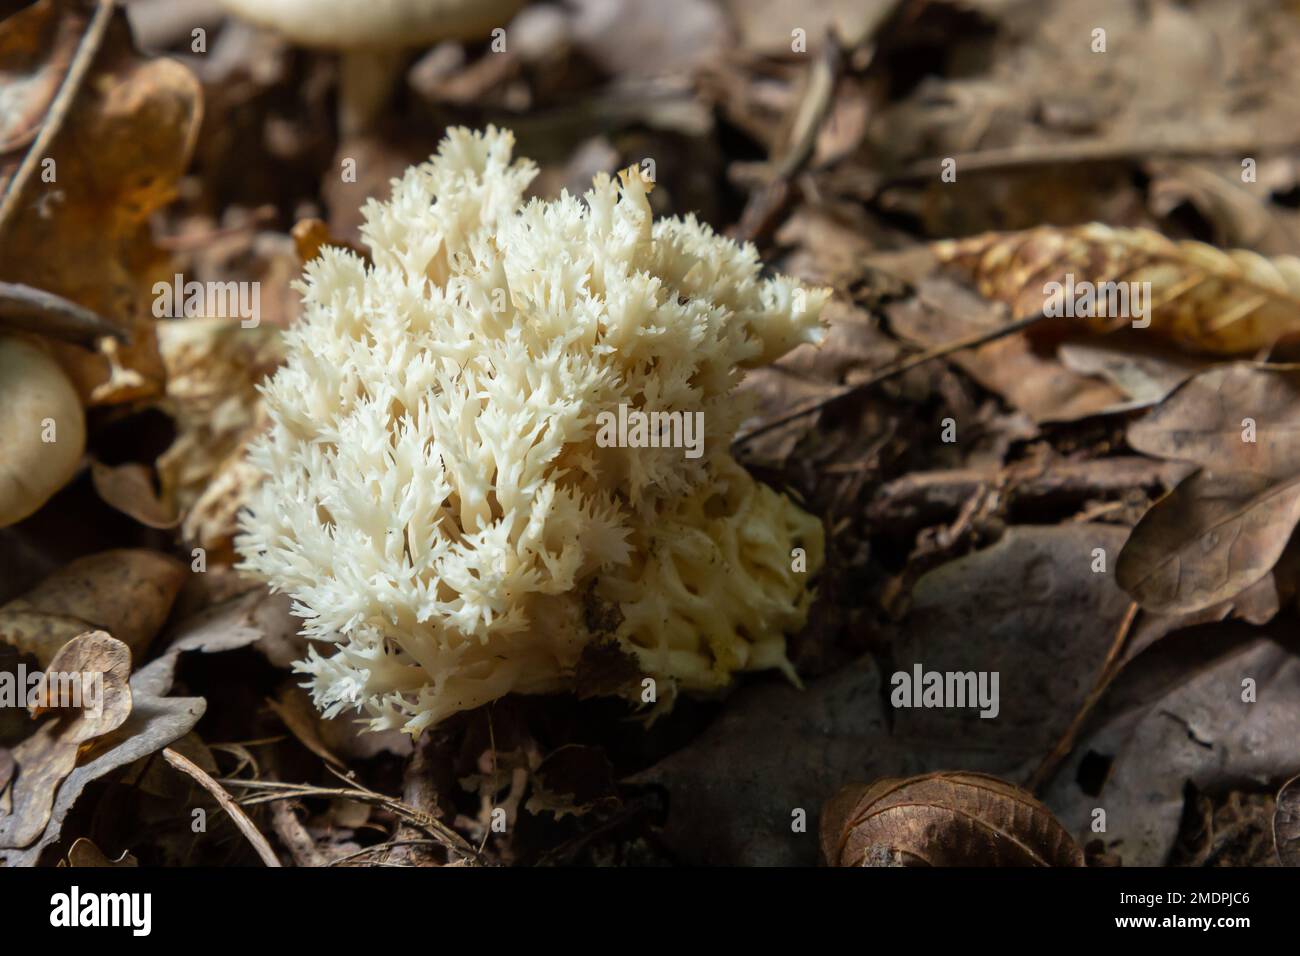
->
[236,127,829,735]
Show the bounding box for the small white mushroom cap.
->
[0,336,86,527]
[217,0,528,48]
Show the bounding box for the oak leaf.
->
[1117,364,1300,614]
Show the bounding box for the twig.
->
[0,0,116,241]
[268,800,327,867]
[734,33,844,244]
[1026,601,1140,794]
[219,777,484,865]
[330,839,469,868]
[163,747,282,867]
[867,458,1190,527]
[733,309,1051,447]
[886,135,1300,186]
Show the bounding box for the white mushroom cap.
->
[217,0,528,48]
[0,336,86,527]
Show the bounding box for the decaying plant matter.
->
[821,772,1084,868]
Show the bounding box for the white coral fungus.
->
[237,127,828,734]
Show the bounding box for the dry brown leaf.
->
[897,525,1136,775]
[0,631,132,851]
[1276,773,1300,866]
[90,460,179,529]
[0,0,83,158]
[737,297,900,464]
[63,836,137,867]
[1057,335,1205,410]
[159,586,293,666]
[1045,635,1300,865]
[1118,470,1300,615]
[821,771,1085,867]
[1117,364,1300,614]
[934,223,1300,355]
[0,2,202,405]
[0,649,206,866]
[887,277,1124,423]
[0,719,79,851]
[0,549,185,666]
[268,684,347,771]
[30,629,132,737]
[1145,159,1298,254]
[1127,363,1300,479]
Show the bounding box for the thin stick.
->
[733,308,1051,447]
[329,838,449,868]
[0,0,115,240]
[733,34,844,244]
[269,800,327,868]
[1027,601,1140,794]
[163,747,282,867]
[887,135,1300,185]
[219,777,483,864]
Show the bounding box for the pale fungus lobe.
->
[236,127,829,735]
[0,336,86,528]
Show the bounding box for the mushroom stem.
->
[338,49,406,138]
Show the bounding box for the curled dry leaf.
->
[0,651,206,866]
[30,629,132,740]
[1276,773,1300,867]
[0,631,132,853]
[934,223,1300,354]
[0,549,186,666]
[268,684,347,771]
[90,460,179,529]
[1118,364,1300,614]
[63,837,137,867]
[821,771,1085,867]
[1057,336,1205,410]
